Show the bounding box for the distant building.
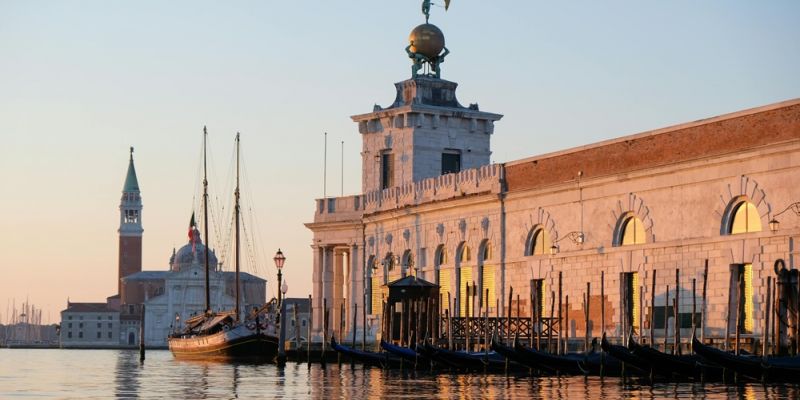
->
[60,148,267,348]
[59,302,120,348]
[282,298,311,346]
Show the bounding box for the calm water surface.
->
[0,349,797,399]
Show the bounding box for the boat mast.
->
[203,126,211,314]
[234,132,241,322]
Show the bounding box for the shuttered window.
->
[459,267,472,317]
[481,264,495,310]
[371,275,382,315]
[438,269,451,301]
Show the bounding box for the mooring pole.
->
[763,276,772,361]
[139,304,145,362]
[650,270,656,346]
[307,295,312,367]
[701,260,708,344]
[663,284,670,352]
[675,268,681,355]
[735,274,742,356]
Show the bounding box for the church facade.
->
[306,38,800,348]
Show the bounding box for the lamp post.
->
[274,249,286,307]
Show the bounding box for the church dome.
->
[169,228,219,272]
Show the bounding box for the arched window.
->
[385,252,399,283]
[478,240,495,311]
[614,213,646,247]
[728,200,762,234]
[434,245,451,298]
[525,226,551,256]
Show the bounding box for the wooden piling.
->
[465,284,471,352]
[672,297,679,355]
[763,276,772,360]
[735,274,742,355]
[701,260,708,344]
[307,295,312,367]
[447,296,453,349]
[549,291,555,354]
[139,304,145,362]
[507,286,514,345]
[352,303,358,349]
[692,278,697,339]
[675,268,681,354]
[586,282,591,351]
[565,294,569,354]
[600,271,605,340]
[584,292,589,352]
[663,285,670,352]
[530,286,535,348]
[533,284,539,349]
[650,270,656,346]
[322,298,327,364]
[558,271,563,355]
[485,288,490,354]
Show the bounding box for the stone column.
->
[322,246,334,336]
[350,244,362,338]
[312,245,323,336]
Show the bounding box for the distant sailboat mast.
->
[203,126,211,314]
[234,132,241,322]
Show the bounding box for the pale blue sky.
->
[1,1,798,322]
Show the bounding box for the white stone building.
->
[306,28,800,349]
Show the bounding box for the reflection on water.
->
[0,349,798,399]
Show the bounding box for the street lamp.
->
[769,202,800,233]
[281,280,288,298]
[274,248,286,307]
[549,231,585,255]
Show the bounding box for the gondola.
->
[330,336,403,368]
[380,340,431,369]
[600,334,653,378]
[420,343,524,373]
[627,336,724,381]
[510,337,627,376]
[691,336,800,382]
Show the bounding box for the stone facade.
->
[307,72,800,347]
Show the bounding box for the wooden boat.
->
[509,338,627,376]
[691,336,800,382]
[627,336,723,381]
[380,340,431,368]
[600,334,653,377]
[331,336,403,368]
[420,343,525,373]
[169,131,278,362]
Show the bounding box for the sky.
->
[1,1,798,324]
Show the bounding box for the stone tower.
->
[353,16,502,195]
[118,147,143,302]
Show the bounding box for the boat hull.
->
[169,325,279,362]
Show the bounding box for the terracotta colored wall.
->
[505,104,800,192]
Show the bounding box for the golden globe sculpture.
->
[409,23,445,59]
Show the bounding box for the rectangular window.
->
[97,331,101,339]
[67,332,72,339]
[78,331,83,339]
[622,272,640,334]
[381,152,394,189]
[302,320,307,327]
[653,306,702,329]
[68,316,72,320]
[68,323,72,328]
[442,151,461,175]
[97,323,101,328]
[108,316,112,320]
[108,332,112,339]
[79,323,83,329]
[730,263,754,333]
[108,323,113,329]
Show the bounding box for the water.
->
[0,349,797,399]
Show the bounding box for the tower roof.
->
[123,146,140,192]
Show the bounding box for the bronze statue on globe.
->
[408,0,451,79]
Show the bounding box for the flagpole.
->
[323,132,328,199]
[341,140,344,197]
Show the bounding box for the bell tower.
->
[118,147,143,302]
